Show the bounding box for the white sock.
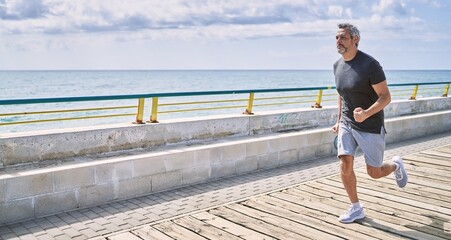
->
[352,202,361,209]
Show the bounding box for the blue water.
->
[0,70,335,99]
[1,70,450,133]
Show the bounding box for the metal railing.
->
[0,82,449,129]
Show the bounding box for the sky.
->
[0,0,450,70]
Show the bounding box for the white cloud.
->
[327,5,353,18]
[0,0,48,19]
[0,0,446,44]
[1,1,304,30]
[412,0,441,8]
[328,5,344,18]
[0,0,343,36]
[372,0,408,15]
[0,0,450,70]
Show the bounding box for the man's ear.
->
[353,35,359,46]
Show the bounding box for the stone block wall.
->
[1,97,450,167]
[0,127,337,223]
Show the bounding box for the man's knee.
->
[339,155,354,175]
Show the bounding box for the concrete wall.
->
[0,127,336,223]
[1,97,450,167]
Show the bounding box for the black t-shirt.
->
[333,50,386,134]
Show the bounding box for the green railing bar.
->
[388,82,449,87]
[0,87,334,105]
[0,82,448,106]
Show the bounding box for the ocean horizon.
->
[2,69,450,97]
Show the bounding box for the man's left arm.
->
[353,80,391,123]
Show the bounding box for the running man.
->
[332,23,408,223]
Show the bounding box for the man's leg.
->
[340,155,358,203]
[336,123,365,223]
[366,162,396,179]
[353,127,407,187]
[338,154,365,223]
[366,157,408,188]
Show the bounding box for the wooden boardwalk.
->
[110,144,451,240]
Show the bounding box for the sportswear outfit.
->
[334,51,408,223]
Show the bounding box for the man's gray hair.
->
[338,23,360,47]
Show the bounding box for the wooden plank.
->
[266,191,406,240]
[320,183,451,239]
[319,178,451,216]
[191,211,272,240]
[335,166,450,193]
[302,181,448,237]
[405,153,451,167]
[277,186,416,239]
[355,172,451,206]
[403,176,451,192]
[355,164,451,189]
[132,225,175,240]
[420,150,451,159]
[433,145,451,154]
[355,162,451,187]
[153,221,208,240]
[352,171,451,207]
[268,189,414,239]
[294,184,414,223]
[357,166,451,193]
[406,168,451,183]
[414,150,451,159]
[396,164,451,179]
[393,164,451,183]
[222,204,321,240]
[107,232,143,240]
[310,179,451,224]
[353,156,451,177]
[354,169,451,193]
[402,159,451,177]
[289,185,447,240]
[172,216,242,240]
[248,194,387,240]
[239,197,344,240]
[208,205,309,240]
[406,152,451,163]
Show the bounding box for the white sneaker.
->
[338,205,365,223]
[392,156,408,188]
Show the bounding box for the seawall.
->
[1,97,450,167]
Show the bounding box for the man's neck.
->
[342,49,358,62]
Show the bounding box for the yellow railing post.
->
[134,98,145,124]
[149,97,159,123]
[443,83,449,97]
[409,85,419,100]
[243,92,255,115]
[312,89,323,108]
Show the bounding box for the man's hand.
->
[332,122,339,134]
[353,107,368,123]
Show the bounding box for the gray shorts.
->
[337,122,386,167]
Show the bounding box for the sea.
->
[1,70,450,133]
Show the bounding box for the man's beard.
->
[337,44,347,54]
